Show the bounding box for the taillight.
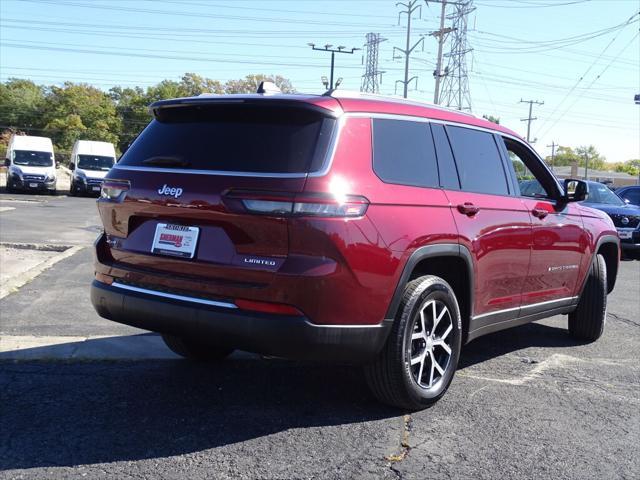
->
[100,180,130,202]
[224,190,369,218]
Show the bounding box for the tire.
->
[161,334,234,362]
[568,254,607,342]
[365,275,462,410]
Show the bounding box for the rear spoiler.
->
[148,94,343,119]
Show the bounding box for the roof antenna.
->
[256,81,282,95]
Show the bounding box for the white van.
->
[69,140,117,196]
[5,135,57,194]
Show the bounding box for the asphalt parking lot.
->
[0,189,638,480]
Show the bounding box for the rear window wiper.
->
[142,156,190,168]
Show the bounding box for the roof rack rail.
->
[323,90,476,117]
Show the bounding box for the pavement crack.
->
[385,413,412,478]
[608,312,640,327]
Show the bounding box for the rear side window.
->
[118,104,336,174]
[446,126,509,196]
[372,119,439,188]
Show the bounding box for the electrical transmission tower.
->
[361,33,387,93]
[394,0,424,98]
[439,0,475,111]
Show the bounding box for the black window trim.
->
[430,123,462,190]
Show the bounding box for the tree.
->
[109,86,150,152]
[545,145,580,167]
[43,82,121,152]
[613,159,640,177]
[224,74,295,94]
[575,145,606,171]
[482,114,500,124]
[0,78,46,132]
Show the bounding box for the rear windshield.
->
[78,154,115,171]
[118,104,336,174]
[13,150,53,167]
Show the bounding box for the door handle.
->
[532,208,549,219]
[457,202,480,216]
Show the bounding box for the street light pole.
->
[308,44,360,90]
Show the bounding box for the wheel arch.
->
[595,236,619,294]
[385,244,474,343]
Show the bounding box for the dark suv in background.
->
[91,87,619,409]
[580,181,640,258]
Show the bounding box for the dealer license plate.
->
[617,230,632,240]
[151,223,199,259]
[92,186,101,192]
[29,183,38,188]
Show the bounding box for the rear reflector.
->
[235,299,303,316]
[224,190,369,218]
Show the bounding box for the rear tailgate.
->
[97,99,338,285]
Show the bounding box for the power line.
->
[427,0,455,104]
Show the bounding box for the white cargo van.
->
[69,140,117,196]
[5,135,57,194]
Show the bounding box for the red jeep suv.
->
[91,88,619,409]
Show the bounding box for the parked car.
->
[580,181,640,258]
[4,135,57,194]
[90,87,620,409]
[615,185,640,207]
[69,140,117,196]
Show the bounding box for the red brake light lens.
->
[235,299,303,316]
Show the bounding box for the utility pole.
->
[427,0,454,104]
[308,43,359,90]
[520,99,544,143]
[394,0,424,98]
[546,141,557,171]
[361,33,387,93]
[583,152,589,180]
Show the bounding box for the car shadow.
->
[1,322,587,470]
[0,341,397,471]
[458,321,585,369]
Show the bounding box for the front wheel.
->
[161,334,234,362]
[365,275,462,410]
[568,254,607,341]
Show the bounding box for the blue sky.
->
[1,0,638,162]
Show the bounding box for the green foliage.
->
[0,73,296,154]
[545,145,605,170]
[612,159,640,177]
[0,78,46,131]
[482,114,500,124]
[43,82,121,151]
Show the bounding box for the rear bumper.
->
[91,280,392,362]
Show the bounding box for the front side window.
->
[501,137,555,199]
[77,155,115,171]
[372,118,439,188]
[446,126,509,196]
[13,150,53,167]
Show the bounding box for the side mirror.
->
[69,163,75,171]
[562,179,589,203]
[4,158,9,167]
